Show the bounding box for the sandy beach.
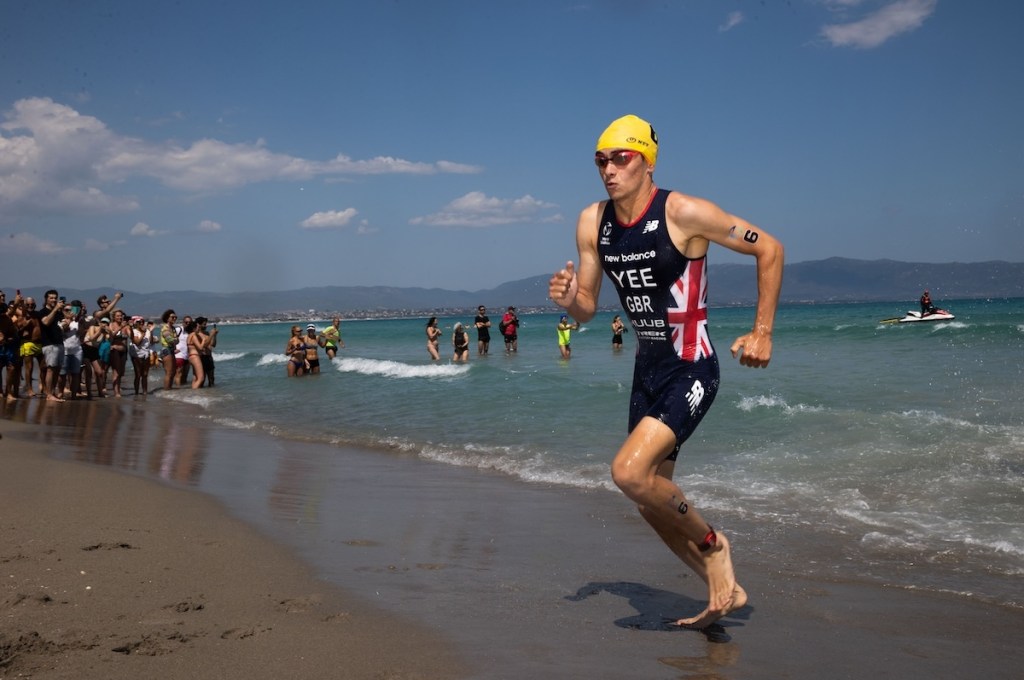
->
[0,416,465,679]
[4,396,1024,679]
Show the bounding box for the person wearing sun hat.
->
[548,113,785,630]
[303,323,324,374]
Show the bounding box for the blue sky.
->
[2,0,1022,293]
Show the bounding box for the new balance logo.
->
[685,380,705,415]
[642,220,660,234]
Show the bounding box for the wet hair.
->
[184,320,198,334]
[426,316,437,326]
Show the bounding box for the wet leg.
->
[614,418,745,628]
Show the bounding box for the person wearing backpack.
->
[500,307,519,354]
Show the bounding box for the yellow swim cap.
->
[596,114,658,167]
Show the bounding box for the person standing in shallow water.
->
[195,317,218,386]
[451,322,470,362]
[285,326,307,377]
[425,317,442,361]
[549,114,784,629]
[500,307,519,353]
[557,314,579,359]
[302,324,323,375]
[474,306,491,355]
[320,317,344,360]
[611,315,627,351]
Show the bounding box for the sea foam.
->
[335,357,470,379]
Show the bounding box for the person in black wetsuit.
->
[549,114,784,630]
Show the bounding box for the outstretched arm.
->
[96,292,123,319]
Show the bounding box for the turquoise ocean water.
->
[16,297,1024,615]
[139,296,1024,609]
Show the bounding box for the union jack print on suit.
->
[667,259,713,361]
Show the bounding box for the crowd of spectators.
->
[1,288,218,402]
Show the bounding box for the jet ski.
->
[880,309,955,324]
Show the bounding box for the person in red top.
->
[500,307,519,353]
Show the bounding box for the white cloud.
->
[4,232,68,254]
[0,99,138,217]
[410,191,561,228]
[435,160,484,174]
[304,156,482,178]
[355,220,378,235]
[130,221,161,237]
[83,238,111,252]
[0,97,482,219]
[299,208,359,230]
[197,219,222,232]
[719,11,744,32]
[821,0,937,49]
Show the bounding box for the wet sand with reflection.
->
[0,401,464,680]
[4,395,1024,679]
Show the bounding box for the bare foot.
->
[675,584,748,629]
[674,533,745,628]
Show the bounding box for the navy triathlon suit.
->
[597,188,720,460]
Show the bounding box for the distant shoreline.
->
[7,257,1024,319]
[192,295,1024,326]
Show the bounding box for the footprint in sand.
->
[276,595,321,613]
[220,626,271,640]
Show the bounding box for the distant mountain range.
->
[11,258,1024,319]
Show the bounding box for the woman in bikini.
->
[285,326,307,377]
[81,314,109,397]
[303,325,323,375]
[107,309,131,397]
[184,319,208,388]
[425,317,442,361]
